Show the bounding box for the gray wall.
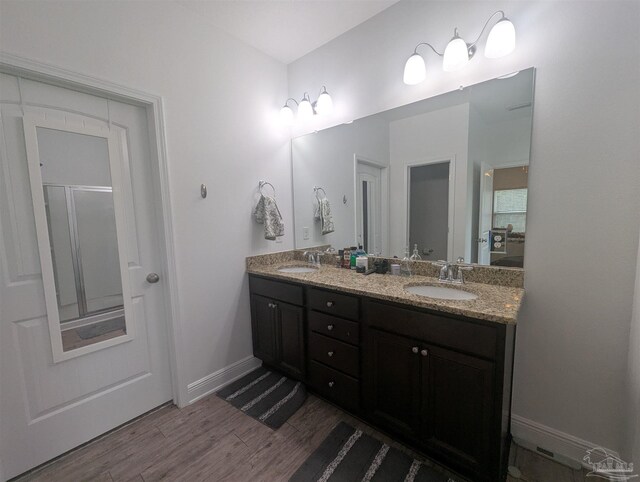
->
[288,0,640,458]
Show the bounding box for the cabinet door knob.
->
[327,351,334,357]
[328,381,335,388]
[327,324,334,331]
[412,346,419,354]
[326,301,334,307]
[421,349,429,357]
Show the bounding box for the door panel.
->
[250,294,277,364]
[275,301,305,379]
[0,75,172,479]
[422,345,495,474]
[363,328,421,439]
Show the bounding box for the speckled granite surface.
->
[246,255,524,324]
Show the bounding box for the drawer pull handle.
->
[412,346,419,354]
[327,351,334,357]
[327,324,334,331]
[421,349,429,357]
[326,301,334,307]
[328,381,335,388]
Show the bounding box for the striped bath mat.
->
[217,366,306,429]
[290,422,458,482]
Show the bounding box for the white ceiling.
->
[177,0,400,64]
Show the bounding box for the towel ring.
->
[314,186,327,201]
[259,180,276,197]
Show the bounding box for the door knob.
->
[327,324,334,331]
[412,346,419,354]
[146,273,160,284]
[326,301,334,307]
[327,351,334,357]
[421,349,429,357]
[328,381,335,388]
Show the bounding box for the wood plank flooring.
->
[14,393,590,482]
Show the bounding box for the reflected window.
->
[493,188,527,233]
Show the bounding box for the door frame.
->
[404,156,456,261]
[0,52,187,406]
[353,154,389,255]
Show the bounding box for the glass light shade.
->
[485,18,516,58]
[403,53,427,85]
[279,105,294,125]
[315,91,333,115]
[298,98,313,119]
[442,37,469,72]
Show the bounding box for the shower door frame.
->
[44,183,124,323]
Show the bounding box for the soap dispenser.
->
[410,244,422,261]
[400,247,412,277]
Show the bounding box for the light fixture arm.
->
[413,42,443,57]
[467,10,506,48]
[283,97,299,108]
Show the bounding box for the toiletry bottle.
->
[400,247,412,277]
[410,244,422,261]
[349,246,358,269]
[343,247,351,268]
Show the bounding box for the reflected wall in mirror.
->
[24,116,133,360]
[292,68,535,267]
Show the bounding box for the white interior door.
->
[478,161,494,265]
[356,162,382,254]
[0,74,173,480]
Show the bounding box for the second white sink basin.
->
[278,266,319,273]
[405,284,478,301]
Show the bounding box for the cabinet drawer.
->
[309,332,359,378]
[366,301,497,359]
[308,361,360,413]
[308,287,360,320]
[309,311,360,345]
[249,276,304,306]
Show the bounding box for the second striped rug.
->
[290,422,458,482]
[216,366,306,429]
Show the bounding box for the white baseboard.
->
[187,355,262,404]
[511,413,621,470]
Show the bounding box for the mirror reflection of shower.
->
[43,185,123,322]
[36,127,127,352]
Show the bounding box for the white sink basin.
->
[405,284,478,301]
[277,266,319,273]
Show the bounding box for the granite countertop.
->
[247,261,524,324]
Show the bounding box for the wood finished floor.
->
[15,393,591,482]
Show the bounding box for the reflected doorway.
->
[408,161,452,261]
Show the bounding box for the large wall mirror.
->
[292,68,535,268]
[23,115,134,362]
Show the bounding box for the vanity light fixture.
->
[279,87,333,125]
[403,11,516,84]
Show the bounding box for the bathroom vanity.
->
[247,253,522,482]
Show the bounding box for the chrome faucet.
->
[435,257,473,284]
[303,250,322,266]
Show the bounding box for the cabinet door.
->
[250,294,277,364]
[275,301,305,379]
[421,345,495,476]
[363,328,421,439]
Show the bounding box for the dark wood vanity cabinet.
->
[249,277,305,379]
[363,299,514,481]
[248,274,515,482]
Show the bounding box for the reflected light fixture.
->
[315,86,333,115]
[403,11,516,84]
[279,87,333,125]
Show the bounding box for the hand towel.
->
[314,198,335,235]
[254,194,284,240]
